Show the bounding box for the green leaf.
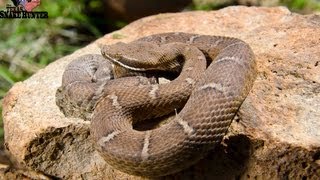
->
[0,66,16,84]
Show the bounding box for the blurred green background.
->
[0,0,319,146]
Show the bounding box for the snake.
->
[56,32,257,177]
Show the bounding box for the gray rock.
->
[2,6,320,179]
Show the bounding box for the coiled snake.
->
[56,32,257,177]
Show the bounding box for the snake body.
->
[56,32,257,177]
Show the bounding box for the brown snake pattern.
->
[56,32,257,177]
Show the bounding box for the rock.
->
[2,6,320,179]
[0,164,50,180]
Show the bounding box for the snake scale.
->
[56,32,257,177]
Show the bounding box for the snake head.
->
[101,42,149,71]
[101,42,181,72]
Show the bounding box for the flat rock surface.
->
[2,6,320,179]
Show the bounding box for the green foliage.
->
[193,3,219,10]
[281,0,320,12]
[0,0,102,141]
[281,0,307,11]
[290,0,307,9]
[0,101,3,141]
